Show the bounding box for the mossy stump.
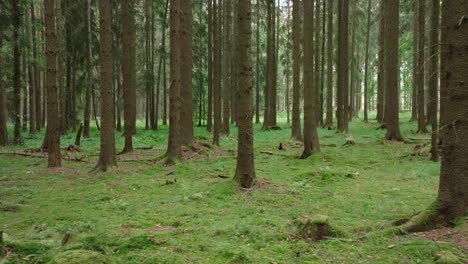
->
[296,215,330,241]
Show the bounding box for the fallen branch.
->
[161,169,176,177]
[135,146,154,150]
[0,152,45,158]
[260,151,287,156]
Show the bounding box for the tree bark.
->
[0,14,7,146]
[376,0,385,124]
[363,0,372,123]
[234,0,255,189]
[179,0,193,145]
[83,0,93,138]
[384,0,403,141]
[255,0,260,124]
[324,0,333,129]
[410,1,418,122]
[94,0,117,171]
[213,0,222,145]
[121,0,137,154]
[207,0,213,131]
[337,0,349,133]
[26,6,36,135]
[13,0,22,144]
[417,0,428,133]
[222,0,231,135]
[291,0,302,140]
[45,0,61,167]
[429,0,440,161]
[302,0,320,159]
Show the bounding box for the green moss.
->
[53,250,116,264]
[434,251,461,264]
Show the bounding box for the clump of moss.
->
[53,249,116,264]
[434,251,461,264]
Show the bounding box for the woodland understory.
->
[0,0,467,263]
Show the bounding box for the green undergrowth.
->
[0,112,466,263]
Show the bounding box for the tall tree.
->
[45,0,61,167]
[363,0,372,123]
[94,0,117,171]
[207,0,213,131]
[401,0,468,231]
[428,0,440,161]
[410,2,418,122]
[83,0,93,138]
[337,0,349,132]
[234,0,255,189]
[324,0,333,129]
[376,0,385,123]
[384,0,403,141]
[222,0,231,135]
[26,6,36,135]
[302,0,320,159]
[12,0,22,144]
[255,0,260,124]
[121,0,137,154]
[213,0,222,145]
[291,0,302,140]
[32,4,41,132]
[179,0,194,145]
[416,0,428,133]
[0,8,7,146]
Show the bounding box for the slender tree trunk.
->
[410,1,418,122]
[314,0,321,125]
[121,0,137,154]
[384,0,403,141]
[13,0,22,144]
[324,0,333,129]
[291,0,302,140]
[285,0,291,125]
[417,0,428,133]
[429,0,440,161]
[234,0,255,189]
[320,0,326,126]
[262,0,272,130]
[22,59,28,133]
[83,0,93,138]
[337,0,349,133]
[94,0,117,171]
[57,0,67,134]
[0,16,7,146]
[376,0,385,123]
[26,7,36,135]
[213,0,222,145]
[45,0,61,167]
[363,0,372,123]
[302,0,320,159]
[255,0,260,124]
[222,0,231,135]
[207,0,213,131]
[270,0,277,127]
[31,4,41,133]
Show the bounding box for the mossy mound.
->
[53,249,115,264]
[434,251,461,264]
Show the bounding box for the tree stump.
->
[296,215,330,241]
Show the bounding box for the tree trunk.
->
[255,0,260,124]
[179,0,193,145]
[417,0,428,133]
[302,0,320,159]
[363,0,372,123]
[376,0,385,124]
[291,0,302,140]
[207,0,213,131]
[26,7,36,135]
[31,4,41,133]
[262,0,272,130]
[384,0,403,141]
[324,0,333,129]
[0,15,7,146]
[429,0,440,161]
[337,0,349,133]
[222,0,231,135]
[234,0,255,189]
[45,0,61,167]
[83,0,93,138]
[285,0,291,125]
[121,0,137,154]
[13,0,22,144]
[213,0,222,145]
[314,0,321,125]
[167,0,182,161]
[94,0,117,171]
[410,1,418,122]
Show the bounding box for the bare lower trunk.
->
[291,0,302,140]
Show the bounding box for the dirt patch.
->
[412,226,468,249]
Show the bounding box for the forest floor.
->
[0,112,467,264]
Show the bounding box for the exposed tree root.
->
[394,202,457,234]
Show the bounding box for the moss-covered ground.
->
[0,112,466,263]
